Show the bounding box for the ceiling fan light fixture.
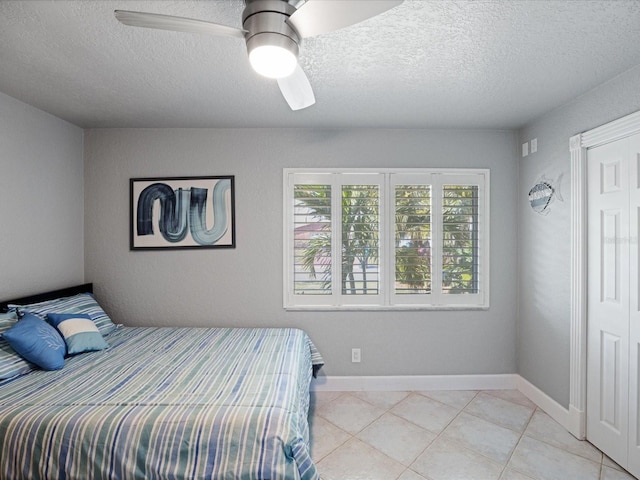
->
[242,2,300,80]
[249,44,297,79]
[115,0,404,110]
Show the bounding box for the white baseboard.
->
[311,374,518,392]
[311,373,586,440]
[516,375,585,439]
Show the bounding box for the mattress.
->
[0,326,323,480]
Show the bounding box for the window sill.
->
[284,305,490,312]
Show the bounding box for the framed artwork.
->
[130,176,235,250]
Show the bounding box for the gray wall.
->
[84,128,518,376]
[517,64,640,407]
[5,57,640,396]
[0,91,84,299]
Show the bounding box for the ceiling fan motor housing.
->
[242,0,300,61]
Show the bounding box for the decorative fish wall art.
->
[528,173,563,215]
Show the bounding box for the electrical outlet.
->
[351,348,361,363]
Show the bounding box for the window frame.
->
[283,168,490,310]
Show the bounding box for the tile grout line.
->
[350,392,436,480]
[496,406,538,480]
[309,392,354,464]
[399,391,489,479]
[313,391,414,474]
[514,408,606,471]
[312,390,614,480]
[424,390,536,474]
[317,391,455,480]
[316,389,518,479]
[408,389,540,479]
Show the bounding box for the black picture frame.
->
[130,176,236,250]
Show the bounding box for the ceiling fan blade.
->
[277,64,315,111]
[114,10,246,39]
[287,0,403,38]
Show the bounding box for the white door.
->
[587,137,630,467]
[628,133,640,477]
[587,133,640,478]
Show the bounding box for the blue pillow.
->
[47,313,109,355]
[0,312,35,379]
[11,293,117,336]
[2,313,66,370]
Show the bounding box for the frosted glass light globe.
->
[249,45,297,79]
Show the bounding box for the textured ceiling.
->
[1,0,640,129]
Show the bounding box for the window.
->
[284,169,489,309]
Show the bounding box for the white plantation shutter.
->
[341,184,380,296]
[284,169,489,309]
[293,184,332,295]
[434,173,487,306]
[391,176,433,306]
[442,184,479,295]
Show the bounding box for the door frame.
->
[569,109,640,439]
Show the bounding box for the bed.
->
[0,284,323,480]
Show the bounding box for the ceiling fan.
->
[114,0,403,111]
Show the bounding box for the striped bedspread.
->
[0,327,323,480]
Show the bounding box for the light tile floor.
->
[308,390,638,480]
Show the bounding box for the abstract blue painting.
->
[130,176,235,250]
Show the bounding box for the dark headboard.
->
[0,283,93,313]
